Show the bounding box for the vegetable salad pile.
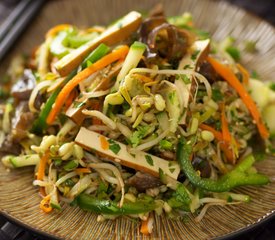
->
[1,9,274,235]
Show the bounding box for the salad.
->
[0,8,274,235]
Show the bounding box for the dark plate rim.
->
[1,208,275,239]
[216,211,275,239]
[0,211,61,240]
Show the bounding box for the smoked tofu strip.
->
[54,11,142,76]
[75,127,180,179]
[177,39,210,124]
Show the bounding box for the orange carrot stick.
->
[220,142,235,163]
[74,168,92,174]
[46,45,129,125]
[199,123,223,141]
[37,151,50,197]
[140,218,150,235]
[221,103,231,144]
[37,151,50,181]
[199,124,235,163]
[64,88,78,111]
[207,56,269,139]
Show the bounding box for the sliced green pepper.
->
[167,183,191,211]
[177,137,269,192]
[31,70,76,134]
[76,193,156,215]
[64,160,78,171]
[32,43,110,134]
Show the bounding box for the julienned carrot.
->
[74,168,92,174]
[64,88,77,111]
[140,218,150,235]
[221,103,231,144]
[37,151,50,197]
[46,24,72,38]
[236,63,249,85]
[37,151,50,181]
[199,124,223,141]
[199,124,235,163]
[207,56,269,139]
[220,142,234,163]
[46,45,129,125]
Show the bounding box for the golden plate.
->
[0,0,275,239]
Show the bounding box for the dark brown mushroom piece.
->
[11,69,36,101]
[198,61,223,83]
[126,171,162,192]
[0,135,21,155]
[192,156,212,178]
[139,18,192,64]
[11,101,35,140]
[139,16,167,57]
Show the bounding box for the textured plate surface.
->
[0,0,275,239]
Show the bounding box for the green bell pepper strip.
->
[167,183,191,211]
[177,137,270,192]
[64,159,78,171]
[31,70,76,134]
[31,43,110,134]
[76,193,156,215]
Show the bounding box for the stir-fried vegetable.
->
[177,137,269,192]
[0,8,273,236]
[207,56,269,139]
[46,45,129,124]
[77,193,157,215]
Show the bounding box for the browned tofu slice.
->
[75,127,180,179]
[54,11,142,76]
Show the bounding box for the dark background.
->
[0,0,274,239]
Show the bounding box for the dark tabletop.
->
[0,0,274,239]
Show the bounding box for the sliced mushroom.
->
[11,101,35,140]
[11,69,36,101]
[0,136,22,156]
[139,18,192,62]
[54,11,142,76]
[127,171,162,192]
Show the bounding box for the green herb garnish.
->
[145,155,154,166]
[107,139,121,154]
